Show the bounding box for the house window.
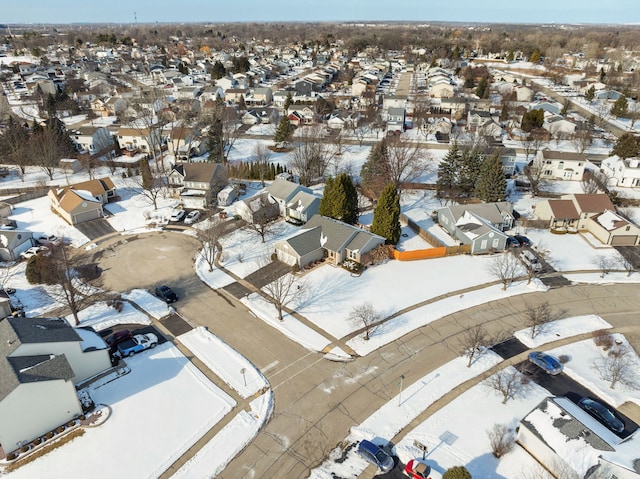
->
[544,170,553,176]
[558,161,564,170]
[545,160,552,165]
[626,226,631,231]
[578,162,583,166]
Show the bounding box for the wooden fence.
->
[396,213,471,260]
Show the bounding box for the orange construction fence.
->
[393,247,446,260]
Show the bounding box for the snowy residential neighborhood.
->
[0,19,640,479]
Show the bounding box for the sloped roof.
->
[287,190,319,212]
[6,317,81,344]
[267,178,310,202]
[447,202,513,226]
[547,199,579,219]
[283,225,323,256]
[593,210,629,231]
[570,194,615,214]
[541,150,586,162]
[172,162,225,183]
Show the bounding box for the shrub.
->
[55,426,65,434]
[342,260,363,274]
[593,330,614,350]
[488,423,515,458]
[45,432,54,440]
[19,445,30,453]
[32,438,42,446]
[443,466,472,479]
[558,354,570,364]
[6,452,17,461]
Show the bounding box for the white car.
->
[520,250,542,272]
[20,246,48,260]
[169,210,186,222]
[184,210,201,225]
[36,234,61,246]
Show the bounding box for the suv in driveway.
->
[356,439,394,472]
[520,250,542,271]
[155,285,178,303]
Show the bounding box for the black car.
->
[578,398,624,433]
[506,236,521,248]
[514,234,532,246]
[155,285,178,303]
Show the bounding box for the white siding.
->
[0,381,81,451]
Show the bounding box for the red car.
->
[404,459,433,479]
[106,329,133,348]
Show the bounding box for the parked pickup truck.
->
[117,333,159,357]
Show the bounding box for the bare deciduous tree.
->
[262,271,303,321]
[581,169,610,194]
[593,254,615,278]
[123,88,169,170]
[593,344,640,390]
[197,213,228,272]
[459,324,491,368]
[486,253,525,290]
[617,255,635,277]
[289,125,337,186]
[487,423,516,458]
[523,155,546,197]
[523,300,555,339]
[485,368,528,404]
[349,301,381,340]
[385,136,431,193]
[571,129,593,155]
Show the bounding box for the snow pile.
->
[515,314,612,348]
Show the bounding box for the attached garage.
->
[611,235,639,246]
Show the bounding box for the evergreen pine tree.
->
[585,85,596,102]
[140,159,154,190]
[207,117,224,162]
[475,152,507,202]
[274,117,293,147]
[284,91,292,110]
[360,138,390,198]
[458,147,482,197]
[610,95,628,117]
[371,183,401,245]
[319,176,335,217]
[437,143,461,200]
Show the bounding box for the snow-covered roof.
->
[76,327,108,352]
[595,210,628,231]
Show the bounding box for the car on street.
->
[169,209,186,222]
[514,234,532,246]
[528,351,563,375]
[20,246,48,260]
[116,333,158,357]
[356,439,394,473]
[184,210,201,225]
[578,398,624,433]
[155,285,178,303]
[404,458,434,478]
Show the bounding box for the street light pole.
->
[240,368,246,387]
[398,375,405,406]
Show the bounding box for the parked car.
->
[36,234,61,246]
[404,458,433,478]
[106,329,133,348]
[155,285,178,303]
[184,210,201,225]
[578,398,624,433]
[169,209,186,222]
[356,439,394,472]
[116,333,159,357]
[528,352,563,375]
[506,236,521,248]
[514,234,532,246]
[520,250,542,272]
[20,246,48,260]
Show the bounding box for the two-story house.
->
[265,178,321,224]
[601,155,640,188]
[167,162,228,209]
[534,149,586,181]
[69,125,114,156]
[0,317,111,453]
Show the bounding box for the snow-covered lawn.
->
[179,327,269,399]
[6,343,235,479]
[549,334,640,408]
[515,314,612,348]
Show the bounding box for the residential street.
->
[92,230,640,478]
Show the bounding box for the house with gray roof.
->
[167,162,228,209]
[0,317,110,453]
[518,396,640,479]
[437,202,514,254]
[275,215,385,268]
[265,178,320,224]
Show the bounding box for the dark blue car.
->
[578,398,625,433]
[528,351,563,375]
[357,440,394,472]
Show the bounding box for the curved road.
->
[91,231,640,478]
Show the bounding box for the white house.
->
[0,317,111,452]
[535,149,586,181]
[601,155,640,188]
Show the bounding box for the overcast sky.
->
[3,0,638,25]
